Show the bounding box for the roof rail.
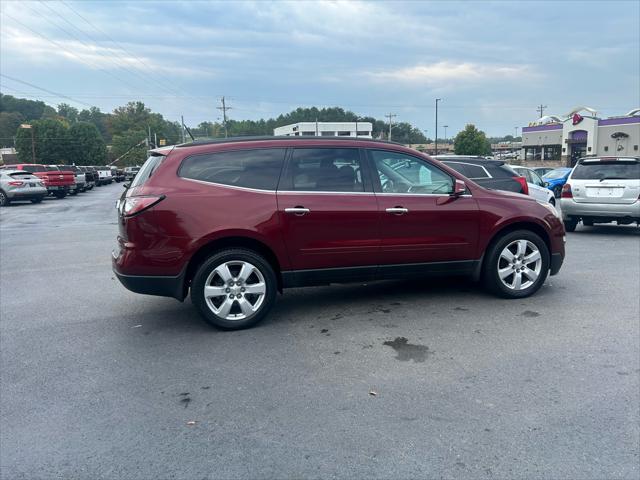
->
[174,135,403,148]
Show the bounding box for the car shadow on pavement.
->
[571,224,640,236]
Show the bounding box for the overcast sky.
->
[1,0,639,136]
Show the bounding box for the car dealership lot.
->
[1,184,638,479]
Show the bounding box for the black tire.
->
[0,190,9,206]
[70,189,78,196]
[582,219,594,226]
[191,248,277,330]
[53,191,66,199]
[482,229,550,299]
[564,218,577,232]
[31,197,43,204]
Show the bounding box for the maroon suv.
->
[113,137,565,329]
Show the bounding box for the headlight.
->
[538,201,560,218]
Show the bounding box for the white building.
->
[274,122,373,138]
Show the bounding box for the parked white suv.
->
[510,166,556,206]
[560,156,640,231]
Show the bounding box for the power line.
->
[0,74,93,107]
[33,1,181,99]
[59,0,191,98]
[2,12,142,94]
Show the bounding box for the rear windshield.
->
[572,160,639,180]
[9,172,37,180]
[543,168,570,179]
[130,155,165,188]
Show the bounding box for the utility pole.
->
[385,113,396,141]
[148,125,152,148]
[536,104,547,118]
[514,126,519,139]
[443,125,449,143]
[181,115,185,143]
[217,96,231,138]
[435,98,442,155]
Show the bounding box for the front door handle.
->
[285,206,310,216]
[385,207,408,215]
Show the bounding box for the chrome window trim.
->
[181,177,276,194]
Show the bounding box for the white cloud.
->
[366,61,537,85]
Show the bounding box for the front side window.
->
[288,148,364,192]
[179,148,285,190]
[370,150,453,194]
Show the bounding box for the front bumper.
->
[560,198,640,219]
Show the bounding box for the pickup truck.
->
[49,165,85,195]
[4,164,75,198]
[96,168,113,186]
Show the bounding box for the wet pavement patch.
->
[383,337,431,363]
[521,310,540,318]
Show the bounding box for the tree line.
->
[1,93,511,165]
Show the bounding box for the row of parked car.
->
[434,154,640,231]
[0,164,140,206]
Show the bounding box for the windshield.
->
[543,168,571,180]
[572,161,639,180]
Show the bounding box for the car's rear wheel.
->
[582,219,594,226]
[31,197,43,204]
[564,218,577,232]
[191,249,277,330]
[70,189,78,196]
[0,190,9,206]
[483,230,549,298]
[53,191,66,199]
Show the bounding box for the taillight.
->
[562,183,573,198]
[8,181,24,186]
[121,195,165,217]
[514,176,529,195]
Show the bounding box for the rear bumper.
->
[6,187,47,199]
[112,259,186,301]
[46,185,70,192]
[561,199,640,219]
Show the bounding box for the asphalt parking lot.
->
[1,184,639,479]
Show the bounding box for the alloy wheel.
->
[497,239,542,291]
[203,260,266,320]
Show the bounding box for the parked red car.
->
[113,137,565,329]
[4,164,75,198]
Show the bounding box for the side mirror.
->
[452,179,467,196]
[543,181,550,187]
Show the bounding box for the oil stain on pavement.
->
[383,337,431,363]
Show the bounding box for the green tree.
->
[68,122,107,165]
[454,124,492,156]
[0,94,56,120]
[15,118,70,164]
[57,103,79,123]
[0,111,24,148]
[110,130,147,166]
[78,106,111,142]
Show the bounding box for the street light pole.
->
[435,98,442,155]
[443,125,449,143]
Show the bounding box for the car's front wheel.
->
[31,197,43,204]
[483,230,550,298]
[191,249,277,330]
[564,218,577,232]
[53,191,66,199]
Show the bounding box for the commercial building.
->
[521,107,640,166]
[274,122,373,138]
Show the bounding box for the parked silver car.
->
[561,156,640,231]
[0,169,48,206]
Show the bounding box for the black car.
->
[434,155,528,195]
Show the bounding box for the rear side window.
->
[288,148,364,192]
[179,149,285,191]
[491,164,519,178]
[572,160,639,180]
[464,164,490,179]
[130,155,166,188]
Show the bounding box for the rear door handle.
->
[385,207,408,215]
[285,207,310,216]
